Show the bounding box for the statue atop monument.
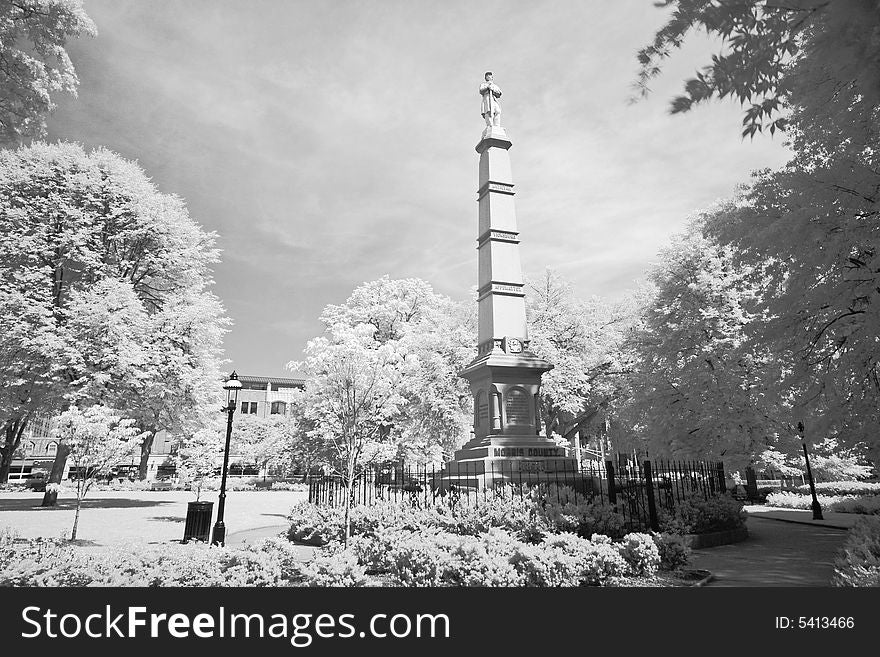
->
[480,71,502,128]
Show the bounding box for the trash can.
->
[182,500,214,543]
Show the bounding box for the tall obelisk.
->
[450,72,575,479]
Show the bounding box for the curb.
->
[685,526,749,549]
[748,515,851,531]
[686,569,713,587]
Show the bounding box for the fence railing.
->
[308,458,726,533]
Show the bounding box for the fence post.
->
[716,462,726,493]
[643,460,659,531]
[745,465,758,503]
[605,460,617,505]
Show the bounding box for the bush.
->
[830,496,880,515]
[798,481,880,497]
[346,527,631,587]
[295,550,368,587]
[659,492,746,534]
[270,481,309,492]
[766,491,850,510]
[833,516,880,587]
[616,532,660,576]
[652,532,690,571]
[0,532,304,587]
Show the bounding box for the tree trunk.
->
[71,497,81,541]
[41,443,71,507]
[343,459,356,548]
[138,432,156,480]
[0,418,29,484]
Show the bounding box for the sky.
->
[47,0,793,378]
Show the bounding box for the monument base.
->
[439,433,584,493]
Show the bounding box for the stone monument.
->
[445,73,577,486]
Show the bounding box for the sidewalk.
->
[687,514,851,586]
[743,505,861,530]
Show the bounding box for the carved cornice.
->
[477,180,515,200]
[477,280,525,301]
[476,228,520,247]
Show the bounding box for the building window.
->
[46,442,57,455]
[240,402,258,414]
[26,441,36,455]
[240,401,248,414]
[270,401,287,415]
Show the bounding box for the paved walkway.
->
[688,511,852,586]
[743,505,861,529]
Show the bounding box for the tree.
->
[0,142,226,485]
[708,130,880,464]
[176,426,223,501]
[318,276,474,462]
[290,324,411,545]
[636,1,880,467]
[525,270,638,449]
[50,404,141,541]
[625,214,788,469]
[282,393,330,478]
[232,415,291,480]
[636,0,880,138]
[0,0,96,144]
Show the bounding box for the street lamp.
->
[797,421,823,520]
[211,371,241,546]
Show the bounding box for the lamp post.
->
[797,421,823,520]
[211,371,242,546]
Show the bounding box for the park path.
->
[687,516,850,586]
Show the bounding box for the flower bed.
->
[766,491,880,515]
[286,487,699,587]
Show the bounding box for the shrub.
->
[616,532,660,576]
[766,491,850,510]
[270,481,309,492]
[833,516,880,587]
[830,496,880,515]
[296,550,368,587]
[652,532,690,571]
[798,481,880,497]
[659,492,746,534]
[0,533,302,587]
[345,526,631,587]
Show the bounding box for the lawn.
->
[0,489,308,547]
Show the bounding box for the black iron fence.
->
[308,458,726,532]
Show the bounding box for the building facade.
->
[8,374,306,481]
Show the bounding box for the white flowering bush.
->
[833,516,880,587]
[296,550,368,587]
[766,491,850,510]
[798,481,880,497]
[616,533,661,576]
[581,542,631,585]
[270,481,309,492]
[287,489,629,548]
[343,526,631,586]
[0,532,304,587]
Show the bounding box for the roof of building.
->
[237,374,307,387]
